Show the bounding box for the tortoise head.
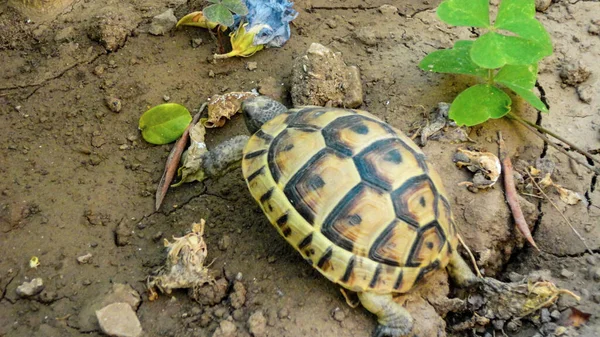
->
[241,96,288,134]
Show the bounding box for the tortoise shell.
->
[241,107,458,294]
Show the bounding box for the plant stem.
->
[506,112,600,175]
[509,112,600,167]
[487,69,494,85]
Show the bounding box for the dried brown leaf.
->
[203,91,257,128]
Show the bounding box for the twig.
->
[457,234,483,278]
[508,112,600,167]
[507,113,600,174]
[155,103,207,211]
[525,170,594,254]
[498,131,540,251]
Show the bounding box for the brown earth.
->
[1,0,599,336]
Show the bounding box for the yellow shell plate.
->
[241,107,458,294]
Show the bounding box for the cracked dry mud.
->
[1,0,599,336]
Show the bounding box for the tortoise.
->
[230,96,479,337]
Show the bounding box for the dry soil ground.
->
[1,0,599,336]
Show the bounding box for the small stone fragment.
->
[550,310,561,320]
[208,70,215,78]
[191,38,203,48]
[586,255,597,265]
[277,307,289,319]
[115,220,132,246]
[88,11,140,52]
[96,302,142,337]
[218,235,231,251]
[212,320,237,337]
[354,27,378,46]
[559,268,574,279]
[77,253,93,264]
[535,0,552,12]
[541,308,551,323]
[247,311,267,337]
[560,61,591,86]
[332,308,345,322]
[105,96,122,113]
[149,9,177,36]
[16,278,44,297]
[246,62,258,71]
[378,5,398,15]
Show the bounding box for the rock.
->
[246,62,258,71]
[540,308,551,323]
[550,310,561,320]
[149,9,177,36]
[248,311,266,337]
[191,38,203,48]
[55,26,76,42]
[77,253,93,264]
[94,65,105,76]
[96,303,142,337]
[590,267,600,282]
[586,255,597,265]
[88,10,140,52]
[212,320,237,337]
[218,235,231,251]
[105,96,122,113]
[77,283,141,332]
[507,272,524,282]
[229,281,247,309]
[560,61,591,86]
[277,307,289,319]
[535,0,552,12]
[378,5,398,15]
[332,308,345,322]
[291,43,363,108]
[576,82,596,103]
[559,268,574,279]
[16,278,44,297]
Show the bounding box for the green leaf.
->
[419,40,488,78]
[470,30,551,69]
[207,0,220,3]
[203,3,234,27]
[449,84,512,126]
[495,64,548,111]
[222,0,248,15]
[437,0,490,28]
[139,103,192,145]
[495,0,535,27]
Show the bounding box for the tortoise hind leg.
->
[447,253,480,288]
[358,291,413,337]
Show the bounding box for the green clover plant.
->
[419,0,552,126]
[203,0,248,28]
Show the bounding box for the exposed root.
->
[498,131,540,250]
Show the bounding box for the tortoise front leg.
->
[358,291,413,337]
[447,253,480,288]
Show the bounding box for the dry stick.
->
[498,131,540,251]
[155,104,207,211]
[457,234,483,278]
[507,113,600,175]
[525,170,594,255]
[509,112,600,167]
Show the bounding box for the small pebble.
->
[94,65,105,76]
[163,95,170,102]
[246,62,258,71]
[267,256,277,264]
[560,268,574,279]
[541,308,551,323]
[218,235,231,251]
[208,70,215,78]
[16,278,44,297]
[586,255,597,265]
[550,310,561,320]
[105,96,122,113]
[247,311,267,337]
[82,279,92,286]
[277,308,289,319]
[152,231,163,242]
[592,293,600,304]
[332,308,345,322]
[77,253,93,264]
[191,38,203,48]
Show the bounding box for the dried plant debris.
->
[147,220,227,304]
[454,148,501,192]
[419,103,472,146]
[173,122,208,186]
[203,91,258,128]
[530,168,583,205]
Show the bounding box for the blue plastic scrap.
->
[233,0,298,48]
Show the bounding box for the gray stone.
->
[16,278,44,297]
[77,283,141,332]
[540,308,551,323]
[560,268,575,279]
[586,255,597,265]
[149,9,177,36]
[535,0,552,12]
[577,82,596,103]
[96,302,142,337]
[378,5,398,15]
